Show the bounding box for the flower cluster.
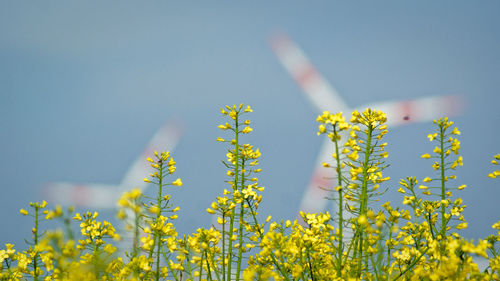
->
[489,154,500,178]
[2,106,500,281]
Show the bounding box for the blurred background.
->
[1,1,499,248]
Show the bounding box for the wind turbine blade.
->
[43,182,118,209]
[43,119,184,209]
[356,95,464,127]
[119,119,184,192]
[270,33,349,113]
[297,137,337,216]
[297,95,464,219]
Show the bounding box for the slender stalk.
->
[391,248,429,281]
[93,240,100,278]
[155,161,164,281]
[246,199,290,281]
[332,125,344,274]
[307,249,316,281]
[162,247,180,281]
[183,238,195,281]
[357,124,373,276]
[439,125,446,237]
[199,251,204,281]
[33,206,39,281]
[205,251,213,281]
[222,212,226,281]
[226,117,240,281]
[386,222,393,281]
[235,160,246,281]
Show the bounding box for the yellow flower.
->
[347,150,359,161]
[217,217,225,224]
[421,153,431,159]
[172,178,183,186]
[432,162,440,170]
[242,126,253,134]
[218,123,231,130]
[244,105,253,112]
[148,206,160,214]
[317,124,326,135]
[143,177,151,183]
[488,170,500,178]
[168,165,176,173]
[19,209,28,216]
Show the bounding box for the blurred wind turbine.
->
[44,119,183,209]
[270,33,463,221]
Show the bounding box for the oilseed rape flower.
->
[488,154,500,178]
[171,178,182,186]
[4,106,500,281]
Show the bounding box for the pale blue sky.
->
[1,1,499,247]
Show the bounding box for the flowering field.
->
[1,104,499,281]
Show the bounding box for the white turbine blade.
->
[117,119,184,252]
[119,119,183,193]
[297,137,337,216]
[270,33,349,113]
[43,119,184,209]
[298,95,464,219]
[356,95,464,127]
[43,182,118,209]
[271,34,465,227]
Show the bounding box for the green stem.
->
[205,250,213,281]
[439,125,446,238]
[246,198,290,281]
[133,204,140,258]
[226,117,240,281]
[161,247,179,281]
[155,161,164,281]
[33,206,39,281]
[370,252,381,281]
[386,222,393,281]
[357,124,373,276]
[222,212,226,281]
[93,242,100,278]
[333,125,344,275]
[199,251,204,281]
[235,163,245,281]
[306,248,316,281]
[391,248,429,281]
[183,238,194,281]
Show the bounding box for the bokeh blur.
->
[1,1,499,248]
